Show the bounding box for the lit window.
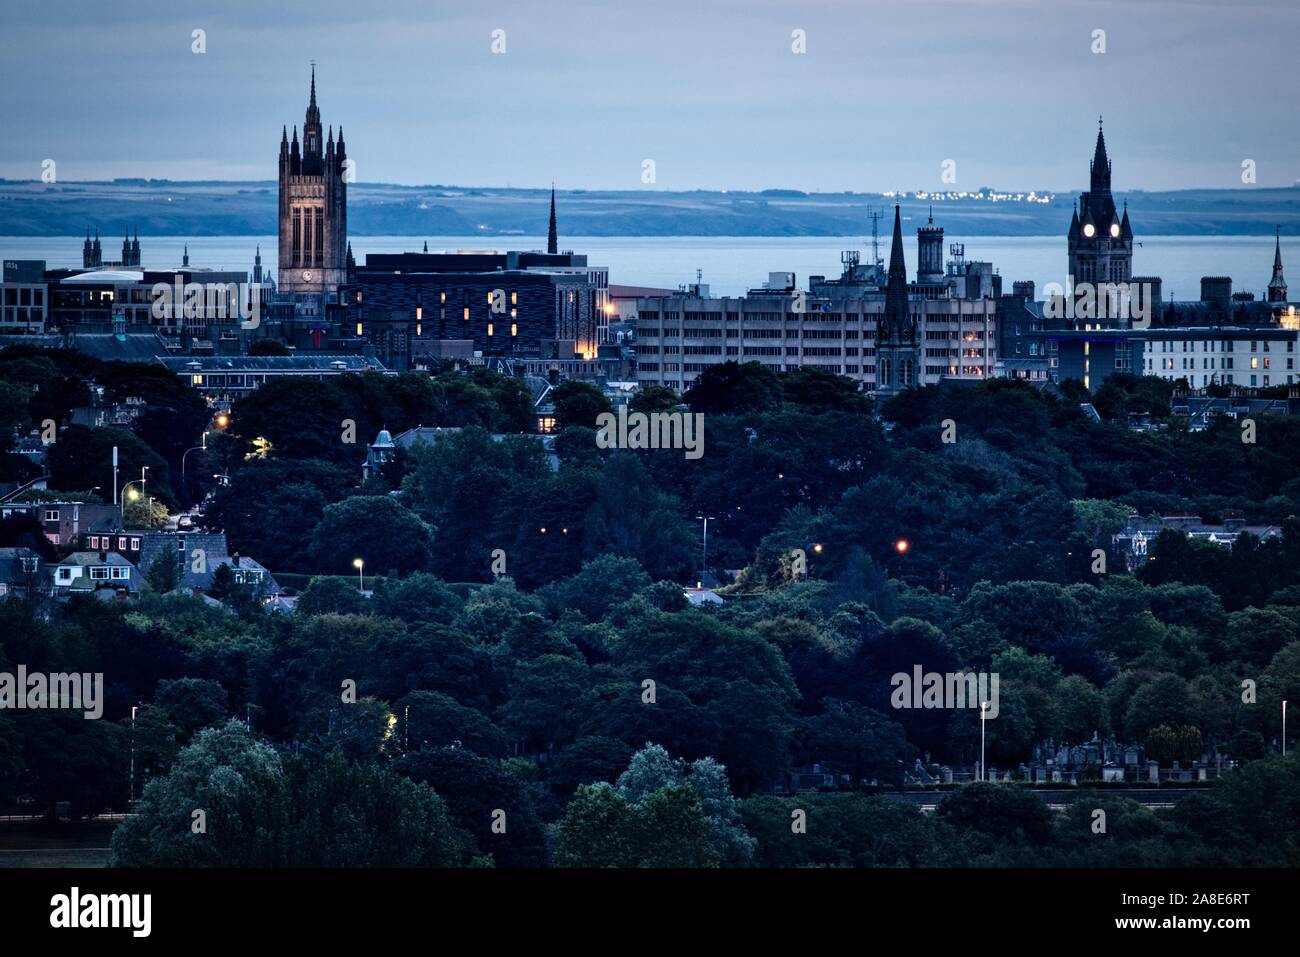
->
[511,323,518,336]
[416,307,422,321]
[487,323,494,336]
[356,322,364,336]
[463,307,469,321]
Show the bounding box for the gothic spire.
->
[547,183,558,255]
[883,204,909,341]
[1269,226,1288,302]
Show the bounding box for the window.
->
[58,567,72,582]
[44,509,59,521]
[118,537,127,550]
[91,567,110,580]
[111,567,129,580]
[130,537,140,550]
[89,536,99,549]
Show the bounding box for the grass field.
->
[0,820,118,868]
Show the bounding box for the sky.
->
[0,0,1296,193]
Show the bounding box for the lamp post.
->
[980,700,989,782]
[696,513,717,586]
[1284,700,1288,758]
[353,557,365,594]
[129,704,137,806]
[181,433,207,488]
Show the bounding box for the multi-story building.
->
[1134,326,1300,389]
[1,259,47,334]
[635,208,998,395]
[342,246,610,371]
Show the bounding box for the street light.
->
[980,700,990,782]
[696,513,717,585]
[181,432,208,487]
[120,466,150,526]
[353,557,365,593]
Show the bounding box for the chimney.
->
[231,552,241,567]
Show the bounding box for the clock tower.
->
[1067,118,1132,298]
[278,66,348,300]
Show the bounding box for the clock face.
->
[1083,224,1096,238]
[303,271,314,281]
[1110,223,1121,238]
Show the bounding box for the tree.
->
[372,573,461,624]
[145,553,180,593]
[394,691,509,756]
[582,454,696,581]
[296,576,369,615]
[629,384,681,415]
[309,495,435,575]
[111,723,473,867]
[396,747,547,868]
[154,678,229,741]
[683,361,782,415]
[204,459,353,572]
[935,782,1054,846]
[550,380,612,430]
[541,555,652,621]
[554,781,719,868]
[798,699,915,786]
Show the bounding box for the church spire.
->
[547,183,558,255]
[882,204,910,342]
[1269,226,1288,303]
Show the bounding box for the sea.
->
[0,234,1285,301]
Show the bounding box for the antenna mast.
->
[868,207,884,267]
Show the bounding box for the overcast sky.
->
[1,0,1295,192]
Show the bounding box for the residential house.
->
[0,546,50,599]
[53,551,142,596]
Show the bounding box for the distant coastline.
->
[1,180,1296,238]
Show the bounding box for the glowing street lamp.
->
[353,557,364,593]
[894,538,910,555]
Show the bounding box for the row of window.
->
[87,535,141,551]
